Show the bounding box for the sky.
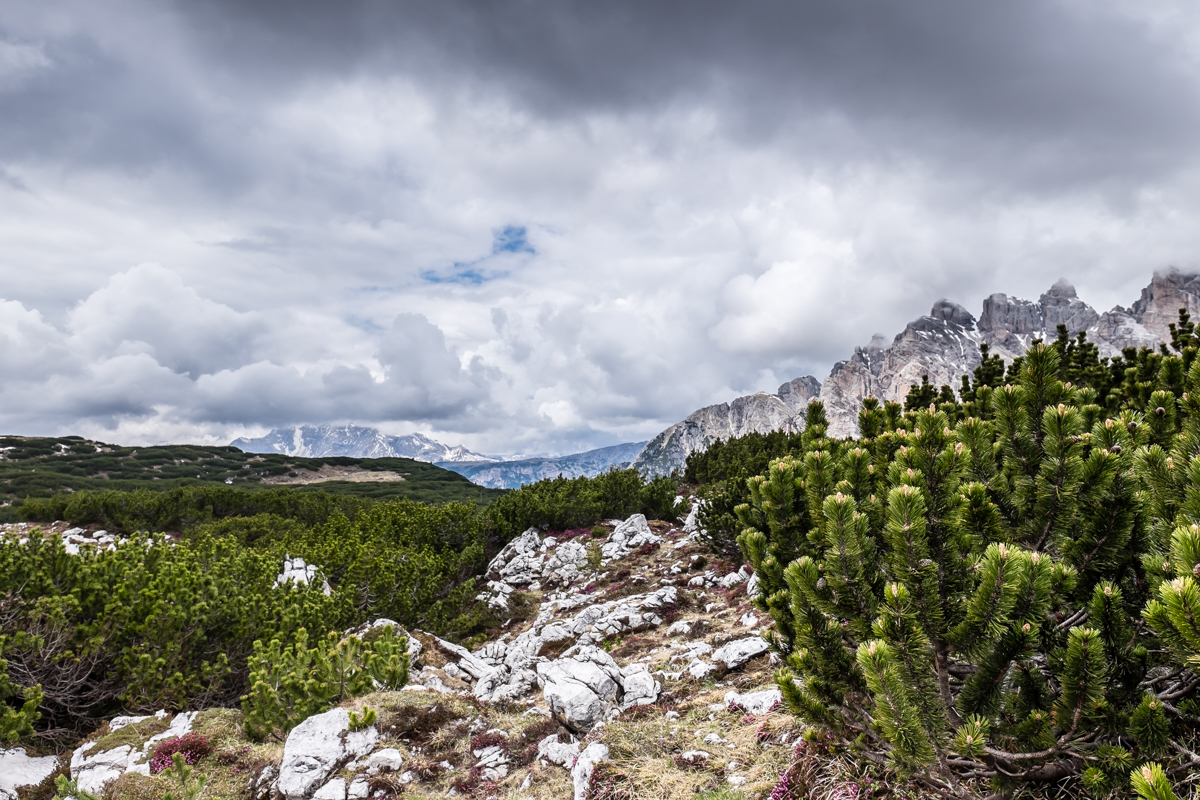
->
[2,0,1200,456]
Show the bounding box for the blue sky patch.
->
[492,225,535,255]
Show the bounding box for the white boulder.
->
[537,733,580,767]
[364,747,404,775]
[712,636,770,670]
[537,646,623,733]
[600,515,661,562]
[619,663,660,709]
[724,688,783,714]
[277,707,378,799]
[571,743,610,800]
[0,747,60,799]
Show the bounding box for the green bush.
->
[485,468,680,542]
[0,498,480,741]
[740,342,1200,797]
[241,627,407,741]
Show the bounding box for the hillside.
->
[0,435,503,517]
[4,509,814,800]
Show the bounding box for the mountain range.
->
[231,425,497,464]
[231,426,647,489]
[632,269,1200,474]
[233,271,1200,484]
[439,441,649,489]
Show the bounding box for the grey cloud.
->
[0,1,1198,454]
[1,1,1195,199]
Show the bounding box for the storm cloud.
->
[1,1,1198,453]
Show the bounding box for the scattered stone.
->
[276,707,378,799]
[724,688,782,714]
[473,744,510,780]
[571,743,610,800]
[537,734,580,767]
[711,636,770,670]
[678,750,710,763]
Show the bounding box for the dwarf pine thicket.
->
[0,467,679,745]
[737,331,1200,796]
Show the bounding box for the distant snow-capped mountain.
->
[231,425,497,464]
[439,441,649,489]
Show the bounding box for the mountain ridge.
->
[632,269,1200,474]
[232,425,498,464]
[440,440,649,489]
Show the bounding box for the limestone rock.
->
[724,688,782,714]
[1130,269,1200,343]
[342,619,420,663]
[571,743,610,800]
[275,557,332,596]
[364,748,404,775]
[536,645,624,733]
[72,743,139,797]
[712,637,770,670]
[543,540,589,585]
[312,778,347,799]
[68,710,197,792]
[600,514,661,562]
[537,733,580,767]
[0,747,60,800]
[486,528,545,585]
[631,391,808,476]
[473,744,510,780]
[277,707,378,799]
[619,664,660,709]
[641,273,1196,462]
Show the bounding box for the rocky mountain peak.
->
[1131,268,1200,342]
[928,298,975,329]
[632,270,1200,468]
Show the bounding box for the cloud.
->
[0,1,1199,454]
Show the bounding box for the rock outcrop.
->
[276,707,378,799]
[631,378,821,476]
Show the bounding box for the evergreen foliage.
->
[483,468,680,541]
[241,628,406,741]
[735,320,1200,796]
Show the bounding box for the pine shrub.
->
[240,626,408,741]
[740,341,1200,796]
